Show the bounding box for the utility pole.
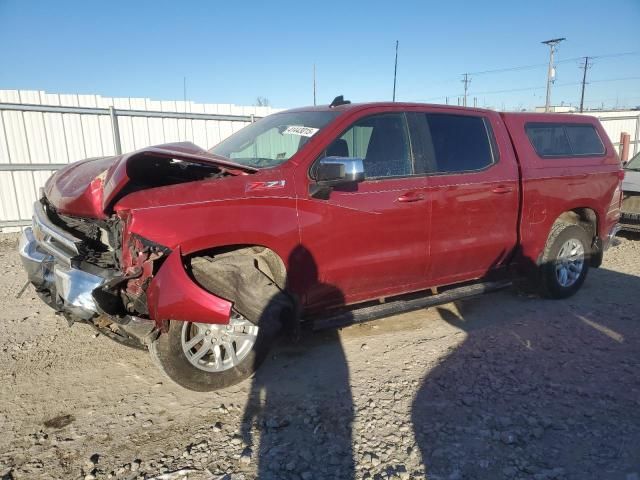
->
[392,40,399,102]
[183,76,188,139]
[542,37,566,112]
[579,56,591,113]
[313,64,317,106]
[462,73,471,107]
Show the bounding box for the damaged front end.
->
[18,198,164,348]
[18,143,249,349]
[19,196,234,349]
[18,198,157,347]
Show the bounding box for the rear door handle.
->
[492,185,513,194]
[397,192,426,203]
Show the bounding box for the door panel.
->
[297,112,430,309]
[298,177,429,308]
[411,112,520,284]
[427,172,518,284]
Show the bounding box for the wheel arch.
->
[552,207,602,267]
[555,207,598,242]
[185,244,288,290]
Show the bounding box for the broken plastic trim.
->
[146,247,233,326]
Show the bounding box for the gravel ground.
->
[0,233,639,480]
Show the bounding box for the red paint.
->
[147,247,233,325]
[44,103,622,323]
[500,112,621,264]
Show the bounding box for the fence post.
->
[620,132,630,162]
[635,115,640,156]
[109,106,122,155]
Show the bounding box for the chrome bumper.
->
[18,202,109,320]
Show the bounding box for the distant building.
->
[534,105,577,113]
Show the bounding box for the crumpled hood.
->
[43,142,256,218]
[622,169,640,193]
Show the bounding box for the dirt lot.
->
[0,233,639,480]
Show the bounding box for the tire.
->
[538,222,591,299]
[149,249,292,391]
[150,302,288,391]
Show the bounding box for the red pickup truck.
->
[19,98,622,390]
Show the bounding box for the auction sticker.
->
[282,125,319,137]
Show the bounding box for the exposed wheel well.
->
[187,244,287,290]
[556,208,598,243]
[183,245,290,324]
[554,208,602,266]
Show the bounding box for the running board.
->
[309,280,512,331]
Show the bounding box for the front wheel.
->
[150,310,280,391]
[538,222,591,299]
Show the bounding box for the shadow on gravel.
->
[411,267,640,480]
[240,245,354,480]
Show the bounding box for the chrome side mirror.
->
[315,156,365,185]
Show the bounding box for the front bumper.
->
[18,202,111,320]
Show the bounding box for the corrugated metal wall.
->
[582,110,640,155]
[0,89,277,231]
[1,89,639,232]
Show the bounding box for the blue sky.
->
[1,0,639,110]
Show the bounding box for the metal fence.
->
[583,111,640,157]
[0,89,277,231]
[1,89,639,232]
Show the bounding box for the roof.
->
[281,101,498,116]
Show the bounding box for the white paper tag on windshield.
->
[282,125,319,137]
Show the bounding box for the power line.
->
[588,76,640,83]
[410,75,640,103]
[468,62,548,76]
[466,51,639,76]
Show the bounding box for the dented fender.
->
[146,247,232,326]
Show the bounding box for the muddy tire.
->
[149,306,286,391]
[538,222,591,299]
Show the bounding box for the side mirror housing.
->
[310,156,365,199]
[314,156,365,185]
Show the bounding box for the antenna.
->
[329,95,351,108]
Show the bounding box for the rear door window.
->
[408,113,496,174]
[525,122,605,157]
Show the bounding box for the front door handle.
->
[397,192,426,203]
[492,185,513,194]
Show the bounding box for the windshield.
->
[626,151,640,170]
[210,111,339,168]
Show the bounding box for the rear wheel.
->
[538,222,591,299]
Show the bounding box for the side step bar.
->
[309,280,512,331]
